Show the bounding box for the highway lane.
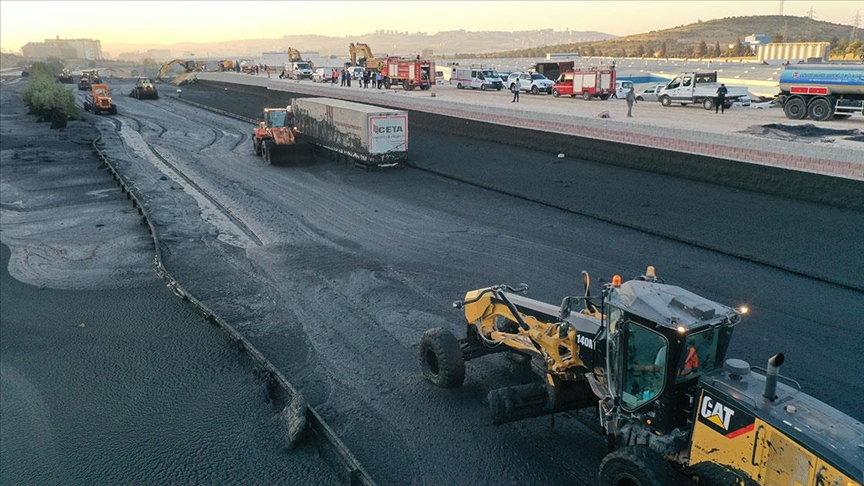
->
[87,80,864,485]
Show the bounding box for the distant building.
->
[742,34,772,54]
[21,36,103,60]
[757,42,830,63]
[546,52,581,60]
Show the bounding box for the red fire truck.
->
[382,57,435,91]
[551,67,617,100]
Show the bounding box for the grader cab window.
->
[621,323,668,411]
[675,326,733,384]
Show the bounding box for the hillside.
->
[464,15,863,59]
[102,29,614,60]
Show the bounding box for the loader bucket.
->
[262,139,315,166]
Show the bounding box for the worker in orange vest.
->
[679,346,699,377]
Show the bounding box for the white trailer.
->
[292,98,408,168]
[658,72,749,110]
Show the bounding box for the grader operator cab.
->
[252,107,314,165]
[420,267,863,486]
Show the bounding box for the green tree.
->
[772,32,783,43]
[695,40,708,57]
[636,44,645,57]
[659,42,667,58]
[713,41,722,57]
[21,64,79,129]
[620,48,627,58]
[847,39,863,57]
[586,45,596,56]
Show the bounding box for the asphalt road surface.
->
[14,77,863,485]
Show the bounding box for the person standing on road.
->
[511,79,520,102]
[625,87,637,117]
[715,83,728,114]
[376,72,383,89]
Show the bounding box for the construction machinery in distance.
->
[155,59,206,82]
[419,266,863,486]
[348,43,434,90]
[252,106,314,165]
[83,83,117,115]
[129,77,158,100]
[77,70,102,91]
[56,68,74,84]
[216,60,235,72]
[348,43,386,73]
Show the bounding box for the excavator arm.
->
[287,48,302,63]
[156,59,205,81]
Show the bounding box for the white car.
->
[732,95,752,107]
[312,68,331,83]
[507,72,554,94]
[635,83,667,102]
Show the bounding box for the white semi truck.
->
[658,72,748,110]
[292,98,408,168]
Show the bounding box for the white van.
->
[348,66,365,80]
[451,67,503,91]
[612,80,634,99]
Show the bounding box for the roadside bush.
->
[21,67,79,129]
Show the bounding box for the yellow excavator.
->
[349,43,386,72]
[155,59,206,82]
[287,47,314,70]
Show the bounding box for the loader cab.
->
[603,269,739,434]
[262,108,293,129]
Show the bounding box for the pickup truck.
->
[658,72,748,110]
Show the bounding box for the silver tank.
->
[779,64,864,96]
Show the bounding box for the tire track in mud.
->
[108,114,263,248]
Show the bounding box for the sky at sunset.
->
[0,0,860,52]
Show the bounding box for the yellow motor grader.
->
[419,267,863,485]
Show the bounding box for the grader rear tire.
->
[418,328,465,388]
[598,446,675,486]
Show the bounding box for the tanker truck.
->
[777,64,864,121]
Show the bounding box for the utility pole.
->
[852,10,861,42]
[779,0,788,42]
[804,5,817,41]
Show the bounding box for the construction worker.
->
[679,346,700,377]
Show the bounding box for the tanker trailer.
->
[777,64,864,121]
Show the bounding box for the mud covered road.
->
[16,77,863,485]
[0,77,339,485]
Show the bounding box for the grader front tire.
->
[418,328,465,388]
